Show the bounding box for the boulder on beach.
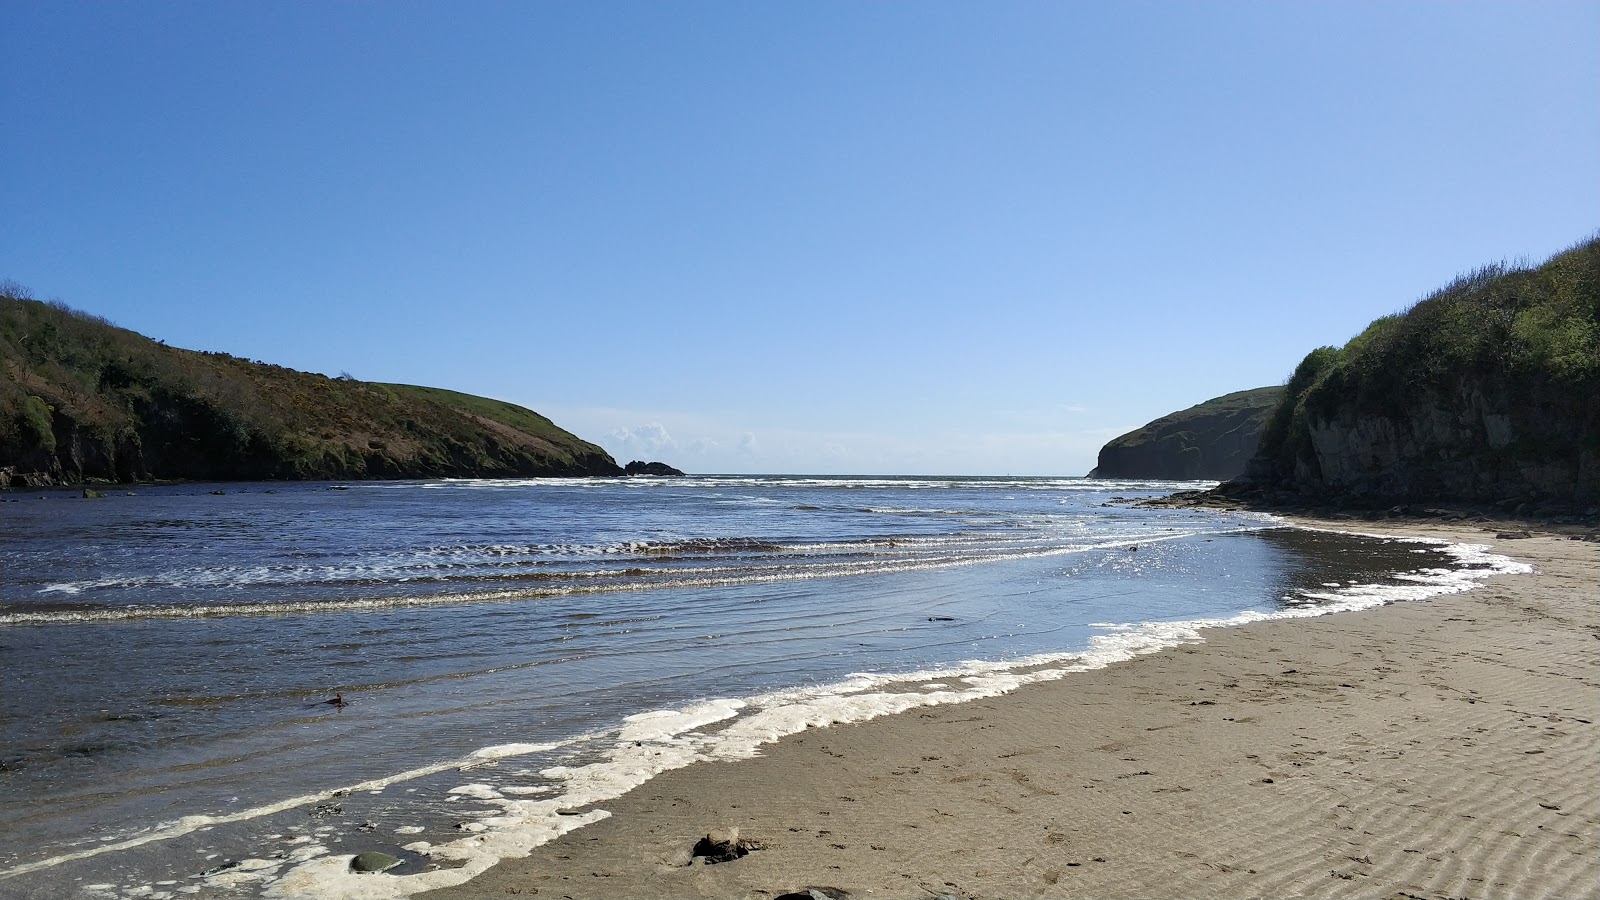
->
[691,826,765,864]
[349,851,401,873]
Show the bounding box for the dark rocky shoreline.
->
[1132,484,1600,540]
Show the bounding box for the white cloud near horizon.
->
[608,422,677,458]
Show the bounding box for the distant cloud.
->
[609,422,676,457]
[739,432,759,454]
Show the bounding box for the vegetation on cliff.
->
[0,285,622,483]
[1246,235,1599,506]
[1092,386,1284,480]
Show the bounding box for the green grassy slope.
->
[0,287,621,484]
[1243,236,1599,506]
[1093,386,1285,480]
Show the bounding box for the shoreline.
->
[414,518,1598,900]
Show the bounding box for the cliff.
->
[1091,386,1284,480]
[1233,236,1599,509]
[0,288,623,484]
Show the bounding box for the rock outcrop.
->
[624,460,686,476]
[0,289,624,484]
[1090,387,1283,480]
[1229,237,1599,509]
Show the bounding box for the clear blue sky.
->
[3,2,1596,475]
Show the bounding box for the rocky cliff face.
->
[1301,386,1588,501]
[1091,387,1284,480]
[1242,374,1597,507]
[1234,238,1599,509]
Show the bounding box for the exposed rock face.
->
[624,460,686,476]
[1234,238,1599,509]
[1091,387,1284,480]
[1302,385,1587,501]
[1236,373,1598,507]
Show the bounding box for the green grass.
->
[382,383,579,446]
[1,284,620,482]
[1104,386,1284,450]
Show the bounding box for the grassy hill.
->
[1241,235,1599,507]
[1092,386,1284,480]
[0,285,622,484]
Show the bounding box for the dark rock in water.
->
[691,827,765,864]
[349,851,401,873]
[81,488,105,499]
[774,888,853,900]
[927,616,956,622]
[624,460,686,476]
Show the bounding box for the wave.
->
[3,529,1244,626]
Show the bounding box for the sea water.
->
[0,476,1528,898]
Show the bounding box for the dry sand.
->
[422,520,1598,900]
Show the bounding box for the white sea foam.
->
[0,740,580,884]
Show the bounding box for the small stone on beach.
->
[691,826,766,864]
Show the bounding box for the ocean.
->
[0,475,1527,899]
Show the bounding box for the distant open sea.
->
[0,476,1525,899]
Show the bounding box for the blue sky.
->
[3,2,1596,475]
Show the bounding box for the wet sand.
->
[422,520,1599,900]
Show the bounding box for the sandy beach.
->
[421,519,1598,900]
